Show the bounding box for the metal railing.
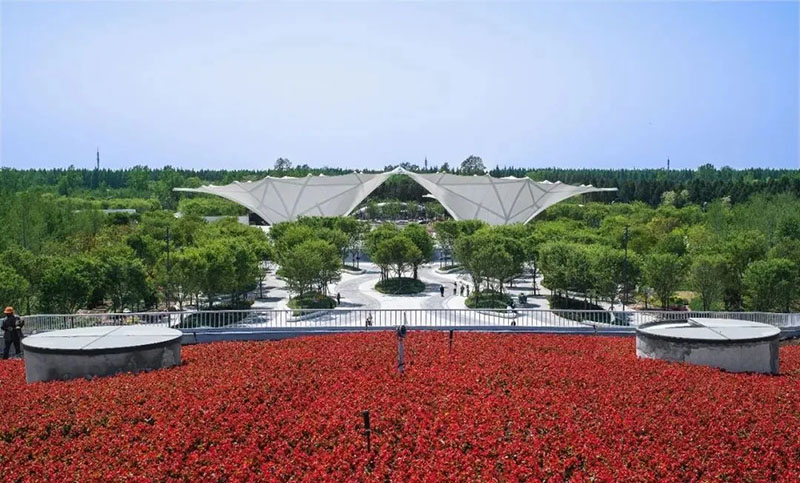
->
[20,309,799,335]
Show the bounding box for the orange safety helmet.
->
[3,307,13,314]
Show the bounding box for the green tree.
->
[274,158,292,171]
[317,228,349,264]
[538,243,573,297]
[171,248,204,309]
[460,155,486,175]
[226,238,262,303]
[1,247,42,313]
[689,254,725,311]
[472,244,515,294]
[521,232,544,294]
[403,223,434,279]
[433,220,459,267]
[643,253,685,309]
[102,254,153,312]
[39,257,95,313]
[382,201,402,220]
[127,165,151,192]
[177,197,245,216]
[406,201,419,220]
[455,229,523,293]
[454,232,485,290]
[720,231,767,310]
[56,166,83,196]
[373,235,421,280]
[271,223,315,253]
[366,201,382,220]
[0,269,30,315]
[276,217,351,265]
[653,229,688,257]
[537,241,593,298]
[743,258,798,312]
[182,241,237,309]
[278,239,340,297]
[365,224,401,279]
[153,166,185,210]
[587,245,626,309]
[332,217,369,264]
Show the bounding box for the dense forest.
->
[1,159,799,315]
[3,159,800,206]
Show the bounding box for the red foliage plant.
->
[0,333,798,481]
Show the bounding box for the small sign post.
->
[362,410,371,452]
[396,325,407,373]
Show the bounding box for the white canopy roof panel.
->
[175,168,615,225]
[175,172,391,225]
[401,169,617,225]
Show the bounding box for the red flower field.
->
[0,333,798,481]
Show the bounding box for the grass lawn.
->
[288,292,337,310]
[375,277,426,294]
[465,290,513,309]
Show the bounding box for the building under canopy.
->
[174,168,616,225]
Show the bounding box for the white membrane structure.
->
[175,168,615,225]
[402,170,616,225]
[175,172,392,225]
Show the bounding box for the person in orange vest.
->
[2,307,24,359]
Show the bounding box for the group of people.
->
[2,307,24,359]
[438,282,471,298]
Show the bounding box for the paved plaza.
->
[237,262,609,328]
[253,262,553,312]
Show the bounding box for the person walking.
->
[336,292,341,305]
[2,307,24,359]
[439,285,445,297]
[460,285,464,296]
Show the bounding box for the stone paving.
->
[252,262,560,312]
[243,263,594,328]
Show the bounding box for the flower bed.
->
[0,333,798,480]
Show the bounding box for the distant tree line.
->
[4,160,800,207]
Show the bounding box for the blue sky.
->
[2,1,798,170]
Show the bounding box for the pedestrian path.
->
[244,263,604,328]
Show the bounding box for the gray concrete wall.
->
[25,342,181,383]
[636,333,779,374]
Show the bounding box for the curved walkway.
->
[335,263,465,310]
[252,263,588,328]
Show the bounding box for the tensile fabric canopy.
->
[175,168,615,225]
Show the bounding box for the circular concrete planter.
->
[22,326,182,383]
[636,318,780,374]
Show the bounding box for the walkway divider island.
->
[21,309,800,344]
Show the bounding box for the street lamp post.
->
[622,225,629,313]
[165,226,172,312]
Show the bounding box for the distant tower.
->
[667,157,670,171]
[92,147,101,189]
[424,157,428,170]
